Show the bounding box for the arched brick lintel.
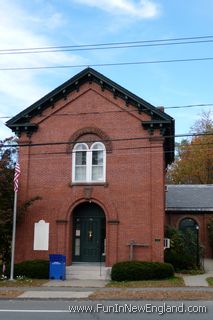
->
[67,127,113,153]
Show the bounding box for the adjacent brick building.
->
[166,184,213,258]
[6,68,174,266]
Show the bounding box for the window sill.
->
[70,182,108,187]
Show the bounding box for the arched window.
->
[91,142,106,182]
[73,143,88,182]
[72,142,106,183]
[179,218,198,234]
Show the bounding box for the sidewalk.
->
[182,272,213,287]
[1,281,213,300]
[182,259,213,287]
[6,283,213,300]
[17,280,107,299]
[1,259,213,299]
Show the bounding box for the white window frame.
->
[72,143,88,182]
[72,142,106,183]
[91,142,106,182]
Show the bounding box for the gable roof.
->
[166,184,213,211]
[6,67,175,163]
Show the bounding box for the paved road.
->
[0,300,212,320]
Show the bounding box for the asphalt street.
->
[0,300,212,320]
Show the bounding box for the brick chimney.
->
[157,106,164,112]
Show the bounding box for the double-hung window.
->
[73,143,88,181]
[72,142,106,183]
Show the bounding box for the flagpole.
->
[10,157,20,281]
[10,190,18,281]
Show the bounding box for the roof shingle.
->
[166,185,213,211]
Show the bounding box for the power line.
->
[2,141,213,163]
[1,35,213,52]
[2,134,213,163]
[165,103,213,109]
[1,39,213,55]
[1,103,213,119]
[48,103,213,114]
[0,57,213,72]
[1,132,213,148]
[19,149,213,162]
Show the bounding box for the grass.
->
[0,290,24,298]
[0,278,48,298]
[89,290,213,300]
[0,278,48,287]
[106,276,185,288]
[206,277,213,286]
[178,269,204,275]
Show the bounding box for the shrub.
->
[164,226,203,271]
[207,219,213,257]
[4,260,49,279]
[164,250,195,271]
[111,261,174,281]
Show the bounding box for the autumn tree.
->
[167,111,213,184]
[0,137,41,264]
[0,138,16,263]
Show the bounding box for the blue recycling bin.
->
[49,254,66,280]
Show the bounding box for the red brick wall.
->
[165,212,213,258]
[15,82,166,266]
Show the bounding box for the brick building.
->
[6,68,174,268]
[166,184,213,258]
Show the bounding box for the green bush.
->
[111,261,174,281]
[207,219,213,257]
[4,260,49,279]
[164,226,203,271]
[164,250,195,271]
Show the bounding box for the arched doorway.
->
[179,218,198,234]
[179,217,200,267]
[72,202,106,263]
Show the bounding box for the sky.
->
[0,0,213,140]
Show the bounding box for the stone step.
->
[66,265,111,280]
[66,265,106,271]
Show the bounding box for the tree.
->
[0,152,14,263]
[0,137,41,264]
[0,136,17,168]
[167,111,213,184]
[207,220,213,257]
[0,137,17,263]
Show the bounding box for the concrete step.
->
[66,265,111,280]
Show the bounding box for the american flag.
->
[14,163,21,193]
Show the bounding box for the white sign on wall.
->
[33,220,49,251]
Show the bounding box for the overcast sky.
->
[0,0,213,139]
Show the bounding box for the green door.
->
[72,203,106,262]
